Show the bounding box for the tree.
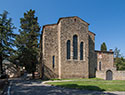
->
[114,47,125,70]
[0,11,16,75]
[115,57,125,70]
[101,42,107,51]
[15,9,40,78]
[114,47,121,58]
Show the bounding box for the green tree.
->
[115,57,125,70]
[0,11,16,74]
[15,9,40,78]
[114,47,121,58]
[114,47,125,70]
[101,42,107,51]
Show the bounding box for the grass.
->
[47,78,125,91]
[50,78,103,81]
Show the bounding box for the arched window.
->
[73,35,78,59]
[99,61,101,70]
[67,40,70,59]
[80,42,83,60]
[52,56,55,68]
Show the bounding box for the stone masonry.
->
[40,16,125,80]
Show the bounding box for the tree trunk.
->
[0,54,3,75]
[32,71,35,79]
[32,60,35,79]
[41,63,44,79]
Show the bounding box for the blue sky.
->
[1,0,125,56]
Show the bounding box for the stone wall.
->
[42,16,120,80]
[95,51,125,80]
[96,70,125,80]
[59,17,89,78]
[113,71,125,80]
[96,70,106,79]
[96,50,115,80]
[96,51,114,71]
[88,31,96,78]
[42,25,59,79]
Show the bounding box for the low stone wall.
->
[96,71,106,79]
[113,71,125,80]
[96,70,125,80]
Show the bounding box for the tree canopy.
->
[114,47,121,58]
[101,42,107,51]
[114,48,125,70]
[0,11,16,74]
[15,9,40,78]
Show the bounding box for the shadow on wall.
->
[88,35,97,78]
[42,64,58,79]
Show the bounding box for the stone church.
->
[40,16,125,80]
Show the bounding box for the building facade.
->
[41,16,123,80]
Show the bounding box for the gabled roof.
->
[42,16,90,33]
[43,16,89,28]
[88,31,96,36]
[95,50,114,54]
[57,16,90,25]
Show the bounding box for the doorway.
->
[106,70,113,80]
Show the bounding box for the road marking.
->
[7,82,12,95]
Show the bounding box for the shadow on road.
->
[9,78,118,95]
[55,84,106,91]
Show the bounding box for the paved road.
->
[4,78,125,95]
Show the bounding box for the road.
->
[3,78,125,95]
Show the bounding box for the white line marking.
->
[7,82,11,95]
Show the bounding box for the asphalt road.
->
[4,78,125,95]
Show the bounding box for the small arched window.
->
[67,40,70,59]
[73,35,78,59]
[99,61,101,70]
[80,42,83,60]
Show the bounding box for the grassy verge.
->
[47,78,125,91]
[50,78,103,81]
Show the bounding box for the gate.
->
[106,70,113,80]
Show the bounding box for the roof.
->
[57,16,90,25]
[95,50,114,54]
[43,24,57,28]
[88,31,96,36]
[41,24,57,33]
[42,16,89,30]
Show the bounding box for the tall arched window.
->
[67,40,70,59]
[99,61,101,70]
[80,42,83,60]
[52,56,55,68]
[73,35,78,59]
